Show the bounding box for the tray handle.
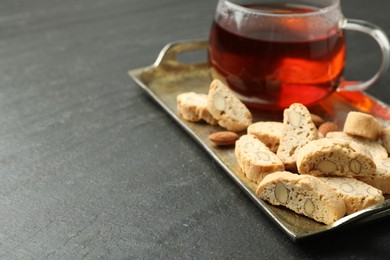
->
[153,39,209,68]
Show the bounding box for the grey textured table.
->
[1,0,390,258]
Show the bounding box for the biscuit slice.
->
[326,131,388,161]
[319,177,384,214]
[235,135,284,183]
[247,121,284,153]
[343,111,383,140]
[207,79,252,132]
[276,103,319,170]
[256,171,346,225]
[380,127,390,154]
[356,158,390,194]
[296,138,376,177]
[177,92,217,125]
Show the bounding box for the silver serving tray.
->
[129,39,390,241]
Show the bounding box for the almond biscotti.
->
[207,79,252,132]
[381,127,390,154]
[247,121,284,153]
[256,171,346,225]
[326,131,388,161]
[235,135,284,183]
[319,177,384,214]
[177,92,217,125]
[343,111,383,140]
[356,158,390,194]
[276,103,319,170]
[296,138,376,177]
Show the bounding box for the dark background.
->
[1,0,390,258]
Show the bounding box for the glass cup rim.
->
[223,0,341,17]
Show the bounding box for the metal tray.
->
[129,39,390,241]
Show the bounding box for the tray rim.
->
[129,39,390,241]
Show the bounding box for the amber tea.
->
[209,3,347,109]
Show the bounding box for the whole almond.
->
[310,113,325,127]
[208,131,239,146]
[318,122,339,137]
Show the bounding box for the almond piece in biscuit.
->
[235,135,284,183]
[207,79,252,132]
[319,177,384,214]
[326,131,387,161]
[256,171,346,225]
[297,138,376,177]
[276,103,319,170]
[356,158,390,194]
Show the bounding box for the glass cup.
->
[208,0,390,109]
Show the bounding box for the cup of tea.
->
[208,0,390,109]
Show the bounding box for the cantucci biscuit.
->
[276,103,319,170]
[177,92,217,125]
[356,158,390,194]
[256,171,346,225]
[381,127,390,154]
[319,177,384,214]
[326,131,388,161]
[235,135,284,183]
[247,121,284,153]
[296,138,376,177]
[207,79,252,132]
[343,111,383,140]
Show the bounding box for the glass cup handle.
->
[340,18,390,91]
